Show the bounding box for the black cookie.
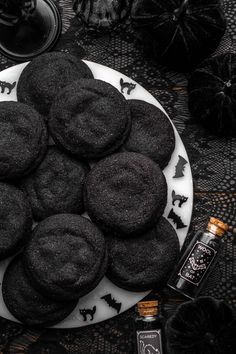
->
[84,152,167,237]
[124,100,175,168]
[0,101,48,181]
[17,52,93,116]
[21,146,90,221]
[24,214,107,301]
[49,79,131,160]
[106,217,180,291]
[2,255,78,327]
[0,182,32,260]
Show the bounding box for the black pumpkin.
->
[188,52,236,136]
[131,0,226,72]
[73,0,132,29]
[165,297,236,354]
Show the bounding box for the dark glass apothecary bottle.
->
[168,217,228,299]
[134,300,165,354]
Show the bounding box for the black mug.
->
[0,0,61,61]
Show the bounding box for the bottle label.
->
[179,241,217,286]
[136,330,163,354]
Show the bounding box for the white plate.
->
[0,61,193,328]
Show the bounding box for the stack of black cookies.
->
[0,51,180,327]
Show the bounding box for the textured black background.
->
[0,1,235,353]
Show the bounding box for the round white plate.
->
[0,61,193,328]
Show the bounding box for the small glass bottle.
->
[168,217,228,299]
[134,300,165,354]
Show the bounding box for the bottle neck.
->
[139,315,158,323]
[173,0,189,20]
[207,224,224,238]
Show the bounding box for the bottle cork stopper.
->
[137,300,159,316]
[138,300,158,308]
[207,217,228,237]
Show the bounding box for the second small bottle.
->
[134,299,165,354]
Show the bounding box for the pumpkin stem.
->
[173,0,189,21]
[225,80,232,88]
[224,80,232,95]
[205,332,216,346]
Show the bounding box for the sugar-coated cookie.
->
[124,100,175,168]
[0,182,32,260]
[0,101,48,181]
[24,214,107,301]
[84,152,167,237]
[21,146,89,221]
[106,217,180,291]
[49,79,131,160]
[17,52,93,116]
[2,256,78,327]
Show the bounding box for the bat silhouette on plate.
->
[79,306,96,321]
[173,155,188,178]
[101,294,122,314]
[172,190,188,208]
[168,208,187,229]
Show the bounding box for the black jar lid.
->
[0,0,62,61]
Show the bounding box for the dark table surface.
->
[0,0,235,353]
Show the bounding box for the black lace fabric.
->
[0,0,235,353]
